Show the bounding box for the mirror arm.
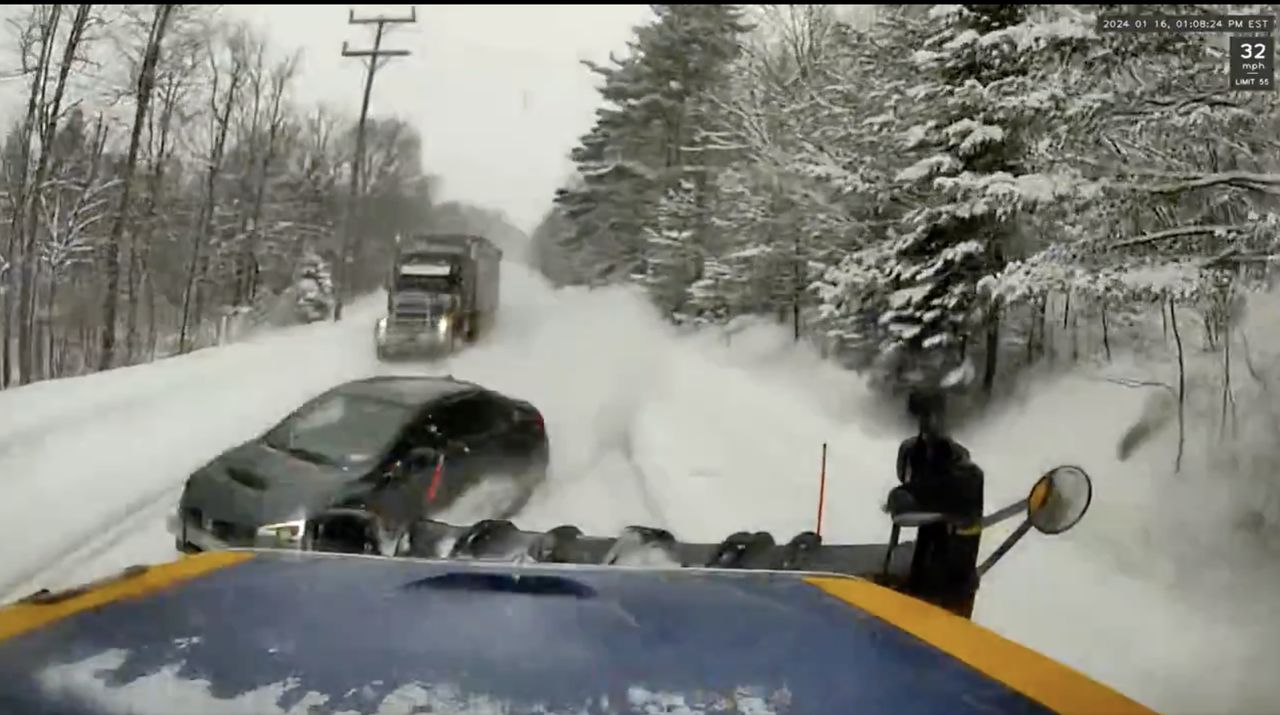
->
[981,499,1028,529]
[976,519,1034,577]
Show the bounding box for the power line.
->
[333,6,417,322]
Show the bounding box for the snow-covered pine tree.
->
[801,12,933,365]
[987,4,1278,367]
[554,55,663,283]
[857,6,1030,392]
[691,7,868,341]
[555,4,750,293]
[642,178,700,318]
[528,203,580,286]
[824,5,1107,393]
[676,165,771,324]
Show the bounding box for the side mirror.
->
[974,464,1093,579]
[1026,465,1092,535]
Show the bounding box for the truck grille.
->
[388,313,443,333]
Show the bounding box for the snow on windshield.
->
[400,263,454,277]
[266,394,412,468]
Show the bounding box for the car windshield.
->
[393,273,459,294]
[264,392,413,469]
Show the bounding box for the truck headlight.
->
[436,317,451,336]
[257,519,306,544]
[375,317,387,341]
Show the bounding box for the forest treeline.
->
[0,4,525,388]
[531,4,1278,402]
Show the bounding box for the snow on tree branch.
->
[1112,224,1250,250]
[1129,171,1280,196]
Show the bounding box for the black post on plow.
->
[881,524,901,577]
[815,443,828,537]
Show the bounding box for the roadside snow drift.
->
[1,264,1277,714]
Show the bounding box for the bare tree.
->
[0,6,434,384]
[231,40,300,307]
[3,4,61,386]
[99,3,174,370]
[290,103,345,268]
[225,29,268,305]
[178,21,247,353]
[755,5,836,84]
[127,7,205,362]
[38,113,112,377]
[17,4,94,383]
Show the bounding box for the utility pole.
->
[333,6,416,321]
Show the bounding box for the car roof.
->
[332,375,484,407]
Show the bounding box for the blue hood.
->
[0,551,1152,715]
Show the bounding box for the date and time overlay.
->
[1097,13,1274,90]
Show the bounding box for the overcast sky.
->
[227,4,654,232]
[0,4,654,233]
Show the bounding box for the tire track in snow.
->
[580,385,670,528]
[0,485,180,602]
[617,418,669,527]
[511,429,667,535]
[0,372,202,459]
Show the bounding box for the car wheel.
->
[174,521,191,553]
[373,524,409,557]
[394,529,411,556]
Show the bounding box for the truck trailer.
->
[374,233,502,360]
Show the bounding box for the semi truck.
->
[374,233,502,360]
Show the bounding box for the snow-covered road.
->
[1,264,1276,713]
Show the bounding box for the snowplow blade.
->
[402,518,916,578]
[301,513,919,582]
[0,550,1155,715]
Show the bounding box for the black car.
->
[175,375,549,554]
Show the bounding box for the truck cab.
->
[375,233,501,360]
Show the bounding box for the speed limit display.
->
[1230,35,1273,90]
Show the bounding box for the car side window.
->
[431,395,508,442]
[404,414,443,451]
[479,397,513,434]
